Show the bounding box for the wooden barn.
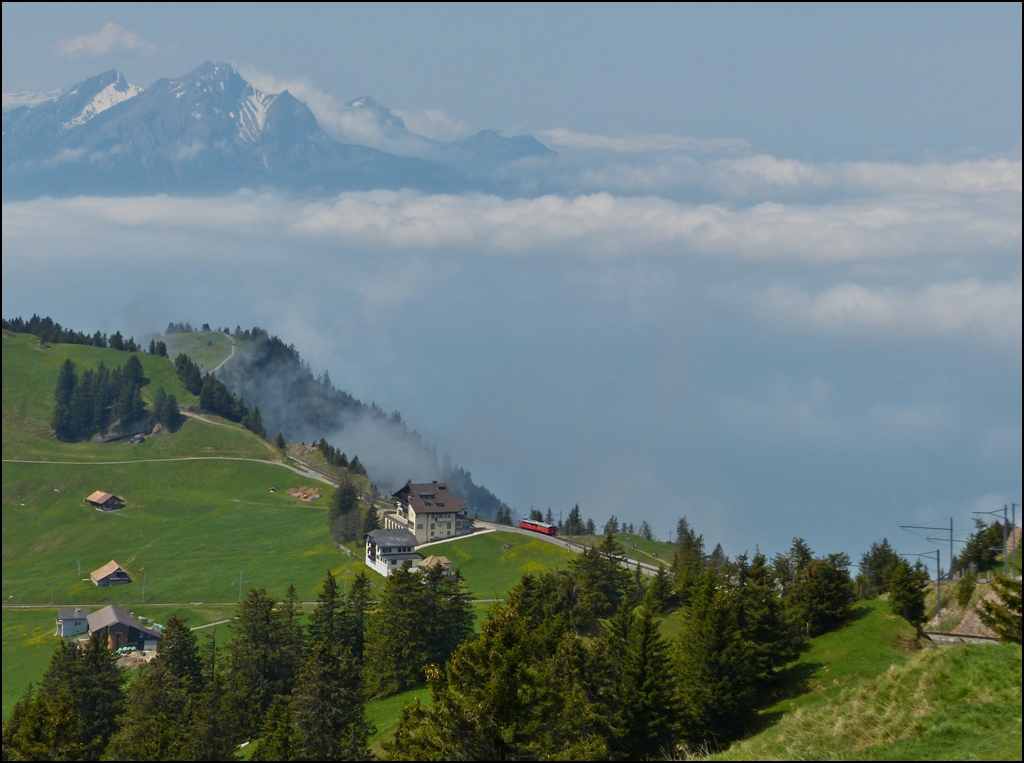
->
[86,605,162,651]
[86,491,124,511]
[90,560,132,587]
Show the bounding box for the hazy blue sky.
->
[3,4,1021,563]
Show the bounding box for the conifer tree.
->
[979,562,1022,644]
[51,359,77,440]
[155,614,203,688]
[275,432,286,450]
[252,696,296,761]
[617,607,677,759]
[103,665,190,760]
[364,564,430,696]
[342,572,373,659]
[289,641,374,760]
[675,571,758,746]
[224,589,293,739]
[328,480,361,543]
[888,558,929,629]
[308,571,345,646]
[3,634,126,760]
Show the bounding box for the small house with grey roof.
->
[55,608,90,638]
[365,528,421,577]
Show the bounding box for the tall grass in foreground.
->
[717,643,1022,760]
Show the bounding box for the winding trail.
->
[209,334,235,373]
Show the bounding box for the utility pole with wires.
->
[974,507,1009,578]
[900,519,954,579]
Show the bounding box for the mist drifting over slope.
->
[214,327,508,515]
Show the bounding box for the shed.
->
[90,560,132,587]
[86,491,124,511]
[87,605,162,651]
[417,555,453,576]
[56,608,90,638]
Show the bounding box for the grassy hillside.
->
[717,598,1022,760]
[2,459,376,607]
[425,530,574,599]
[160,331,234,373]
[2,330,270,462]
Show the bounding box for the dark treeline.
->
[2,567,472,762]
[174,352,266,438]
[385,525,855,759]
[212,325,509,519]
[51,356,145,441]
[51,356,184,441]
[315,438,367,477]
[4,315,140,352]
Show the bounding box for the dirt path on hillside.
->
[180,411,279,456]
[209,335,235,373]
[2,456,331,484]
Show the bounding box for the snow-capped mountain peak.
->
[236,89,277,143]
[61,73,142,131]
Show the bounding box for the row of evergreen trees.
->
[3,315,139,352]
[510,505,655,540]
[173,352,266,437]
[315,438,368,477]
[51,357,147,441]
[1,566,474,761]
[328,481,379,543]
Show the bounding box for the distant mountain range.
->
[1,62,555,199]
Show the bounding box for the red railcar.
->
[518,518,558,536]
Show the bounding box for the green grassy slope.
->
[424,530,574,599]
[2,330,271,462]
[718,598,1022,760]
[2,459,375,607]
[160,331,234,373]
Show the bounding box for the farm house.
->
[86,491,124,511]
[86,605,162,652]
[90,560,132,587]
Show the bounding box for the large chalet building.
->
[385,481,472,544]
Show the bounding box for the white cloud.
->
[759,279,1022,342]
[537,128,749,153]
[712,156,1022,196]
[3,187,1019,266]
[55,23,158,57]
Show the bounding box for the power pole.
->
[51,579,54,605]
[900,521,954,580]
[142,573,146,604]
[238,571,243,603]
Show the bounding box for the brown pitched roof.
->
[86,491,116,505]
[90,560,130,583]
[393,482,467,515]
[419,555,452,569]
[86,605,161,639]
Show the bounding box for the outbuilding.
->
[86,491,124,511]
[87,605,162,651]
[55,608,90,638]
[90,560,132,587]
